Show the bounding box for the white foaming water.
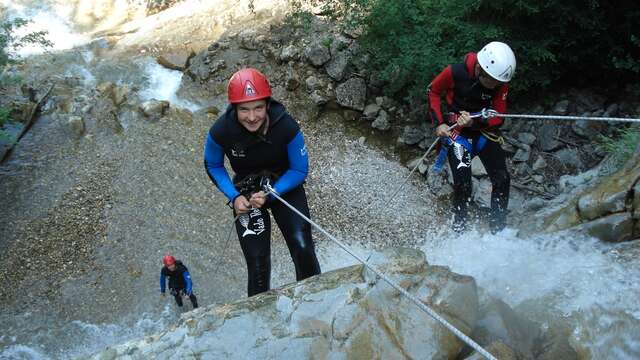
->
[0,345,48,360]
[422,229,640,315]
[138,59,201,112]
[65,63,97,87]
[1,1,90,56]
[318,242,371,272]
[0,304,176,359]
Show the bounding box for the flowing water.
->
[1,2,639,359]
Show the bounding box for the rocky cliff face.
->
[539,144,640,242]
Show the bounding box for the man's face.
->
[236,99,268,132]
[476,64,503,89]
[167,263,176,271]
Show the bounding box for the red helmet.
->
[163,255,176,266]
[227,68,272,104]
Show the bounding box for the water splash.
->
[0,344,49,360]
[0,304,176,359]
[64,63,96,87]
[421,228,640,316]
[138,59,201,112]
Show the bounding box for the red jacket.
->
[427,52,508,133]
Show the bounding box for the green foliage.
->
[1,17,52,68]
[0,106,14,143]
[284,1,317,32]
[0,17,51,143]
[321,36,333,49]
[599,126,640,167]
[288,0,640,101]
[0,106,10,125]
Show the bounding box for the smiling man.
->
[204,68,321,297]
[428,42,516,234]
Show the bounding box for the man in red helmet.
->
[160,255,198,308]
[204,67,321,297]
[428,42,516,233]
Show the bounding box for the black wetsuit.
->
[204,100,321,296]
[160,261,198,308]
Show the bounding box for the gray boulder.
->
[538,124,561,151]
[401,125,425,145]
[280,45,299,62]
[363,103,381,120]
[140,100,170,120]
[303,40,331,67]
[305,76,322,92]
[325,50,351,81]
[335,77,367,111]
[371,110,391,131]
[517,132,536,146]
[67,115,85,137]
[552,100,570,115]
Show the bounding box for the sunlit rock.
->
[140,100,170,120]
[67,115,85,137]
[279,45,299,62]
[87,248,479,359]
[571,213,634,243]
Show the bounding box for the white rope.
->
[480,108,640,124]
[265,184,497,360]
[385,124,457,203]
[211,214,241,276]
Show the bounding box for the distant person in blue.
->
[160,254,198,308]
[204,67,321,297]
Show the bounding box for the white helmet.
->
[477,41,516,82]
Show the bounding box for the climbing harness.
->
[434,131,489,172]
[263,181,498,360]
[235,171,279,198]
[479,129,504,145]
[226,171,279,209]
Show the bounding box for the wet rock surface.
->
[87,248,481,359]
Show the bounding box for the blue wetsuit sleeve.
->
[204,133,241,202]
[160,271,166,293]
[183,271,193,295]
[273,131,308,195]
